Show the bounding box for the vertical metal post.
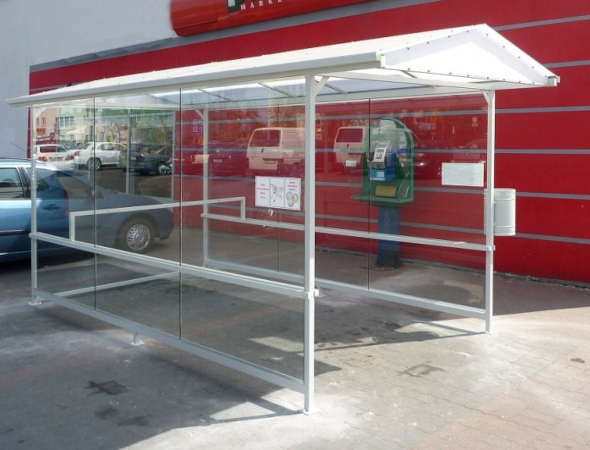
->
[196,109,210,264]
[303,75,317,414]
[302,75,327,413]
[29,106,39,305]
[484,91,496,333]
[177,92,184,265]
[170,109,177,202]
[131,332,143,346]
[125,111,132,195]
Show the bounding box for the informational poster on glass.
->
[441,162,485,187]
[255,176,301,210]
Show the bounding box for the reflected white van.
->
[246,127,305,175]
[333,126,368,169]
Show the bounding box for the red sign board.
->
[171,0,375,36]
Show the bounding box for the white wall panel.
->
[0,0,175,156]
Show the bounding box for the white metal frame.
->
[9,25,558,413]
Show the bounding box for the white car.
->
[33,144,75,169]
[73,142,126,170]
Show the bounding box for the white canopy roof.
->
[8,24,558,107]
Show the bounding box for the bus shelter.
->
[8,25,558,412]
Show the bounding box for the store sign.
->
[229,0,286,12]
[171,0,375,36]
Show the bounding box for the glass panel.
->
[178,82,306,380]
[35,251,97,308]
[88,96,178,258]
[95,255,181,337]
[367,95,488,307]
[180,275,304,378]
[193,91,307,278]
[313,94,488,308]
[368,248,486,310]
[32,100,98,307]
[84,95,181,335]
[176,102,205,266]
[316,100,372,287]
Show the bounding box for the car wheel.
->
[87,158,102,171]
[157,162,171,175]
[117,217,155,253]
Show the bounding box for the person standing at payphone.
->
[354,118,414,268]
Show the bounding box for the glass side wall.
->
[202,102,307,276]
[177,86,306,377]
[33,100,98,306]
[32,85,489,382]
[91,97,180,336]
[315,95,488,310]
[32,97,182,335]
[32,87,308,380]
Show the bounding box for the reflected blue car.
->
[0,158,174,262]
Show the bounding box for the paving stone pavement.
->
[1,257,589,449]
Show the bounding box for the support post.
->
[484,91,496,334]
[196,108,210,265]
[132,332,143,346]
[302,75,323,414]
[29,108,40,306]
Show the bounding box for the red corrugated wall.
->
[29,0,590,284]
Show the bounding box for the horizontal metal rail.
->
[31,231,307,299]
[69,196,246,241]
[204,258,486,319]
[202,213,491,252]
[67,195,488,253]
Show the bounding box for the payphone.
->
[352,118,415,267]
[353,118,414,205]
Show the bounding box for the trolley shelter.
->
[8,25,558,412]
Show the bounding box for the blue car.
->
[0,158,174,262]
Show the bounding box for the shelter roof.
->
[7,24,558,107]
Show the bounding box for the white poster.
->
[255,176,301,210]
[441,162,485,187]
[255,176,271,207]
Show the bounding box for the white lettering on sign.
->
[239,0,283,11]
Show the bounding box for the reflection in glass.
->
[314,95,488,301]
[179,90,307,279]
[36,252,97,308]
[30,81,493,395]
[95,256,181,338]
[181,275,304,379]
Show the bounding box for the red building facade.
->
[29,0,590,285]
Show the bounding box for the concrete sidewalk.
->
[1,257,589,449]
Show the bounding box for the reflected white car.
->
[73,142,125,170]
[33,144,75,169]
